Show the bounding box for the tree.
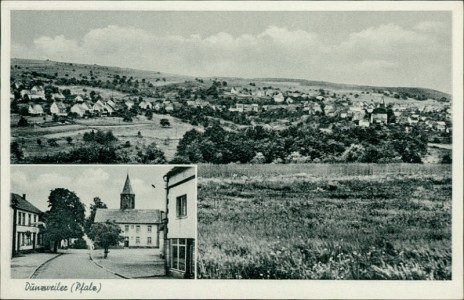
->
[43,188,86,252]
[88,221,123,258]
[66,136,73,144]
[145,109,153,120]
[37,139,42,147]
[160,118,170,127]
[10,141,23,161]
[85,197,108,233]
[17,116,29,127]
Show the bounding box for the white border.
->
[1,1,463,299]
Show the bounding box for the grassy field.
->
[197,164,452,280]
[11,113,201,161]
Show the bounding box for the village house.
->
[30,86,45,100]
[52,93,65,101]
[358,119,370,127]
[139,100,153,110]
[28,104,44,115]
[163,167,196,279]
[125,100,135,110]
[273,93,285,103]
[10,193,45,257]
[50,101,68,116]
[94,174,163,249]
[70,102,92,117]
[370,107,388,124]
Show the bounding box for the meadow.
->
[197,164,452,279]
[11,113,200,162]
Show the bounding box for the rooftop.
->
[11,193,42,214]
[94,209,162,224]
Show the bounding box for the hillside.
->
[251,78,451,101]
[11,58,450,101]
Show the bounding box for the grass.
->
[197,165,452,280]
[11,113,201,162]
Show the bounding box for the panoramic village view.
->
[9,11,452,280]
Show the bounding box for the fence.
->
[198,163,452,178]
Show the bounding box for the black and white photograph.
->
[10,165,197,279]
[1,1,463,299]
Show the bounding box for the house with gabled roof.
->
[11,193,45,256]
[139,100,153,110]
[28,104,44,115]
[50,101,68,116]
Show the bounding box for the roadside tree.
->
[88,221,123,258]
[43,188,86,253]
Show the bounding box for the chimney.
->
[22,194,26,200]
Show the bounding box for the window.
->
[18,212,21,225]
[147,237,152,244]
[136,225,140,233]
[34,215,37,223]
[125,225,129,232]
[22,213,26,225]
[176,195,187,217]
[28,214,31,226]
[171,238,187,271]
[136,237,140,244]
[147,225,152,232]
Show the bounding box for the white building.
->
[163,167,196,279]
[94,175,163,249]
[11,194,45,256]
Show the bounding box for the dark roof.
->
[94,209,161,224]
[165,167,192,179]
[121,174,134,195]
[11,193,42,214]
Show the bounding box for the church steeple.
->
[120,174,135,209]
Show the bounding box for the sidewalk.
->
[11,253,61,279]
[90,248,166,278]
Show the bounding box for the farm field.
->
[197,164,452,279]
[11,113,201,162]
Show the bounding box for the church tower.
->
[120,174,135,209]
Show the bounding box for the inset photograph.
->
[10,165,196,279]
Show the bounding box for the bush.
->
[69,238,88,249]
[17,116,29,127]
[48,139,59,147]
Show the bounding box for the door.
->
[124,237,129,247]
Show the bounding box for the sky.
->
[10,165,182,214]
[11,11,452,93]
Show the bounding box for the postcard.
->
[1,1,463,299]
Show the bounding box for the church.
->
[94,174,163,249]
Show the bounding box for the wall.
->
[167,168,196,239]
[119,223,162,248]
[15,209,40,251]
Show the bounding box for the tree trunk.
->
[104,248,109,259]
[53,240,58,253]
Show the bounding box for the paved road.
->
[32,252,121,279]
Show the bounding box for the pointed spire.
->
[121,174,134,195]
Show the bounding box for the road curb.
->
[29,253,63,279]
[88,253,129,279]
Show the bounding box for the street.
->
[31,250,120,279]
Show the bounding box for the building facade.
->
[10,193,44,256]
[163,167,196,279]
[94,174,163,248]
